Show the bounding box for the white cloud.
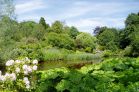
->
[17,13,54,26]
[56,1,130,20]
[14,0,139,33]
[61,7,92,19]
[15,0,46,14]
[67,17,125,33]
[17,15,40,22]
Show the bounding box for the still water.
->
[39,59,102,70]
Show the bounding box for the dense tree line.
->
[94,12,139,57]
[0,16,97,65]
[0,0,139,66]
[0,12,139,66]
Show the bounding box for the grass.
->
[42,48,65,61]
[39,48,102,70]
[42,48,102,62]
[66,53,101,61]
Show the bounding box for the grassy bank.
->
[41,48,102,62]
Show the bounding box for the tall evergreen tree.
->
[39,17,49,30]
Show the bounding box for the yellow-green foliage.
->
[36,57,139,92]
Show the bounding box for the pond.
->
[39,59,102,70]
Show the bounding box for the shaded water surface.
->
[39,59,102,70]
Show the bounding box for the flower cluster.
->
[0,57,38,90]
[23,77,30,89]
[6,60,14,66]
[0,72,16,81]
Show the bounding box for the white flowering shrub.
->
[0,57,38,91]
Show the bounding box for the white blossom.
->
[23,65,28,70]
[26,84,30,89]
[6,60,14,66]
[0,75,2,81]
[10,73,16,81]
[5,73,10,78]
[24,71,28,75]
[25,80,30,85]
[15,60,21,63]
[23,77,28,81]
[33,65,37,71]
[27,66,32,73]
[2,58,38,89]
[23,77,30,85]
[3,73,16,81]
[33,59,38,64]
[25,57,30,62]
[15,67,20,73]
[0,75,5,81]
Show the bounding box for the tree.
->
[131,32,139,56]
[94,26,107,37]
[97,28,119,51]
[69,26,79,39]
[0,0,15,19]
[119,26,134,49]
[125,13,139,27]
[45,32,75,50]
[19,21,38,37]
[39,17,49,30]
[51,21,64,33]
[76,33,97,52]
[120,13,139,49]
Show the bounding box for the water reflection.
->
[39,59,101,70]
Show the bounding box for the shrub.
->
[122,46,133,56]
[36,57,139,92]
[45,32,75,50]
[75,33,96,51]
[102,50,113,57]
[0,57,38,92]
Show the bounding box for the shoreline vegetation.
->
[1,0,139,91]
[0,12,139,91]
[36,57,139,92]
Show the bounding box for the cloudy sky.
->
[14,0,139,33]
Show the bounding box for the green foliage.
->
[131,32,139,56]
[68,26,79,39]
[39,17,49,30]
[42,48,65,61]
[94,13,139,56]
[19,22,45,40]
[76,32,97,52]
[50,21,64,33]
[66,53,101,61]
[125,13,139,26]
[0,58,38,92]
[40,48,101,62]
[122,46,133,56]
[119,26,134,49]
[97,27,119,51]
[94,26,106,36]
[119,13,139,56]
[36,57,139,92]
[102,50,113,57]
[45,32,75,50]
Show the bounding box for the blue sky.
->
[14,0,139,33]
